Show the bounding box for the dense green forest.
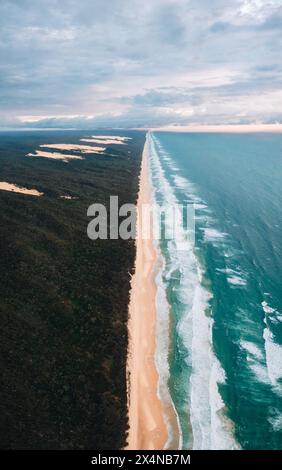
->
[0,130,144,449]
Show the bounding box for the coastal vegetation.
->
[0,130,144,449]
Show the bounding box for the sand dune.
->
[80,138,126,145]
[0,182,43,196]
[40,144,105,153]
[27,151,84,162]
[91,135,132,141]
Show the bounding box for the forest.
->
[0,130,145,449]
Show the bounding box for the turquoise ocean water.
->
[148,131,282,450]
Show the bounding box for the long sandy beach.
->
[126,135,168,450]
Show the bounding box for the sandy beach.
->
[126,135,168,450]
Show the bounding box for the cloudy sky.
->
[0,0,281,128]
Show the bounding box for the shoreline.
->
[126,134,168,450]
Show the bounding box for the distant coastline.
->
[2,123,282,134]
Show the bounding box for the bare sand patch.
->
[40,144,105,153]
[91,135,132,141]
[0,182,43,196]
[27,151,84,162]
[80,138,126,145]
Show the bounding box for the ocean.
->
[148,131,282,450]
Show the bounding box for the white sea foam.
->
[173,175,198,194]
[263,327,282,392]
[268,409,282,432]
[262,300,282,393]
[189,275,213,450]
[227,275,247,286]
[217,267,247,284]
[149,136,183,449]
[173,175,191,191]
[262,301,276,314]
[209,357,240,449]
[240,340,269,384]
[149,132,238,450]
[250,363,270,384]
[261,300,282,324]
[154,251,183,450]
[240,341,264,361]
[194,203,208,210]
[167,164,179,172]
[202,228,227,242]
[150,134,196,448]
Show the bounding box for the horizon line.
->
[1,123,282,133]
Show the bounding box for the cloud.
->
[0,0,281,128]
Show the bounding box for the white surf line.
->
[39,144,105,154]
[148,141,182,450]
[149,132,240,450]
[148,132,184,449]
[262,301,282,395]
[0,181,43,196]
[27,151,84,163]
[154,240,183,451]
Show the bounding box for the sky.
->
[0,0,281,129]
